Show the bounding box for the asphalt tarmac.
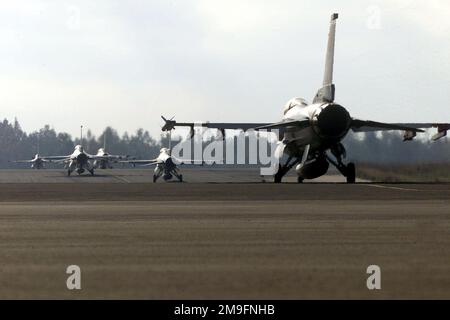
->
[0,168,369,183]
[0,169,449,299]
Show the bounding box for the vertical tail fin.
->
[323,13,338,86]
[313,13,338,104]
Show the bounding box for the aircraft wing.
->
[50,158,71,164]
[254,119,310,130]
[13,159,52,163]
[391,123,450,130]
[140,162,161,167]
[163,120,271,132]
[351,120,425,133]
[88,155,113,160]
[161,116,309,135]
[120,159,160,167]
[41,155,71,161]
[172,157,218,165]
[120,159,158,164]
[107,154,129,161]
[351,120,450,141]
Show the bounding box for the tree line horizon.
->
[0,117,448,168]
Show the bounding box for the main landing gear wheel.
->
[328,143,356,184]
[346,162,355,184]
[153,175,157,183]
[178,174,183,182]
[274,174,282,183]
[297,176,304,183]
[67,170,71,176]
[274,165,282,183]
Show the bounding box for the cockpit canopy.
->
[75,145,84,152]
[283,97,308,115]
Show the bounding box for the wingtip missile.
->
[431,124,449,141]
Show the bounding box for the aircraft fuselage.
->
[282,101,351,157]
[31,155,45,169]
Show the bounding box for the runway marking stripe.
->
[113,175,131,183]
[364,184,420,192]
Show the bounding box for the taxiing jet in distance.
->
[93,136,131,169]
[11,153,49,169]
[122,147,184,182]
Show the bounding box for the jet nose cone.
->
[315,104,351,138]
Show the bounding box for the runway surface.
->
[0,168,369,183]
[0,169,449,299]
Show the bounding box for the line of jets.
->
[11,126,201,182]
[10,13,450,183]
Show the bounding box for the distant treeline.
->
[343,131,449,164]
[0,118,161,168]
[0,118,448,168]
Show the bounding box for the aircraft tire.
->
[346,163,356,183]
[274,175,282,183]
[274,165,282,183]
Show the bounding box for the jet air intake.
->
[76,153,88,164]
[313,104,351,139]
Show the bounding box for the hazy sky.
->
[1,0,449,139]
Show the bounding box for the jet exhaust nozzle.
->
[314,104,351,139]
